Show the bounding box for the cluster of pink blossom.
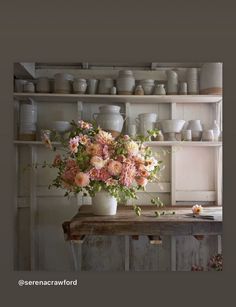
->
[52,122,159,191]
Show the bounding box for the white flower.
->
[126,140,139,155]
[145,157,158,171]
[90,156,106,169]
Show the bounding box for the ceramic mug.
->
[202,129,214,141]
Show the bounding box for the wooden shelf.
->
[13,140,222,147]
[145,141,222,147]
[13,93,222,104]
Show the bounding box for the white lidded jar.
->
[116,70,135,95]
[200,63,223,94]
[93,105,125,137]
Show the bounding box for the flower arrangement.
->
[42,120,162,204]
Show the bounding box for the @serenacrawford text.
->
[18,279,78,286]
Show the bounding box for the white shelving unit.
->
[14,80,223,271]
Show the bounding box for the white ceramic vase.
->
[166,70,178,95]
[186,68,199,94]
[136,113,157,136]
[93,105,125,137]
[153,84,166,95]
[186,120,203,141]
[117,70,135,95]
[92,191,117,215]
[139,79,155,95]
[200,63,223,94]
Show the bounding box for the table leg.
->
[70,241,82,271]
[125,236,130,271]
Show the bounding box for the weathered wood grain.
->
[63,205,222,239]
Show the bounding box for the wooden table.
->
[62,205,222,271]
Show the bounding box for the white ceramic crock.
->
[93,105,125,137]
[136,113,157,136]
[73,78,87,94]
[139,79,155,95]
[36,77,50,93]
[54,73,73,94]
[92,191,117,215]
[117,70,135,95]
[200,63,222,94]
[98,78,114,94]
[186,68,199,94]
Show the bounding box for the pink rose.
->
[107,160,123,176]
[74,172,90,187]
[135,177,148,187]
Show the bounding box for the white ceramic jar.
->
[93,105,125,137]
[36,77,50,93]
[202,130,214,141]
[153,84,166,95]
[117,70,135,95]
[139,79,155,95]
[186,120,203,141]
[73,78,87,94]
[200,63,223,94]
[166,70,178,95]
[92,191,117,215]
[186,68,199,94]
[98,78,114,94]
[54,73,73,94]
[23,81,35,93]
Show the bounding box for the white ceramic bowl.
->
[51,121,71,132]
[161,119,186,133]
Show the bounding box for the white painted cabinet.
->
[14,65,222,271]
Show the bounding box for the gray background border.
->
[0,0,235,305]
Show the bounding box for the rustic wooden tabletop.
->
[62,205,222,240]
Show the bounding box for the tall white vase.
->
[200,63,222,94]
[92,191,117,216]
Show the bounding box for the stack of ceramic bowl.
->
[98,78,114,94]
[139,79,155,95]
[54,73,73,94]
[186,68,199,94]
[166,70,178,95]
[19,101,37,141]
[36,77,50,93]
[116,70,135,95]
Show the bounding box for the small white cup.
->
[182,129,192,141]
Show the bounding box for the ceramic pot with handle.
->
[93,105,125,137]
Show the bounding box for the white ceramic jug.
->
[93,105,125,137]
[136,113,157,136]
